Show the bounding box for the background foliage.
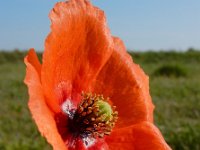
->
[0,50,199,150]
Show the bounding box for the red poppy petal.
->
[24,49,66,150]
[65,138,108,150]
[88,138,109,150]
[25,48,41,76]
[106,122,171,150]
[93,38,154,128]
[41,0,113,113]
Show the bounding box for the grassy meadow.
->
[0,50,200,150]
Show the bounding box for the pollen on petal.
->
[61,99,76,119]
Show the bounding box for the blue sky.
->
[0,0,200,51]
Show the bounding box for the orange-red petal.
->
[93,38,154,128]
[106,122,171,150]
[41,0,114,113]
[88,139,109,150]
[24,49,66,150]
[25,48,42,76]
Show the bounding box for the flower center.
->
[70,93,118,139]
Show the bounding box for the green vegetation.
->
[0,50,200,149]
[152,64,187,77]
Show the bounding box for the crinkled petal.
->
[106,122,171,150]
[42,0,113,113]
[93,38,154,128]
[24,49,66,150]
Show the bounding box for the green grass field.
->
[0,50,200,150]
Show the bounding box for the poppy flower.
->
[24,0,171,149]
